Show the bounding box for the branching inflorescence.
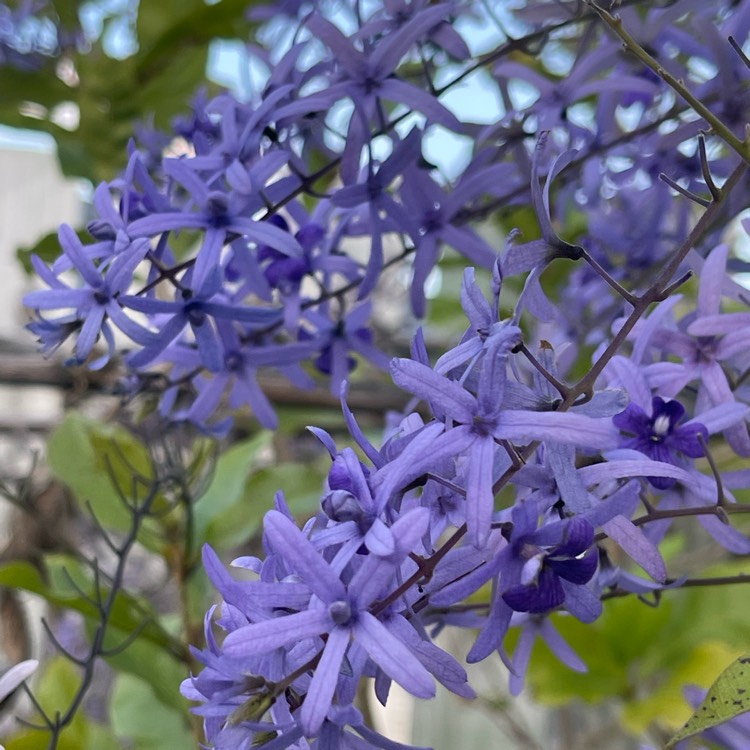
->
[18,0,750,747]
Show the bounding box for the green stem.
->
[584,0,750,164]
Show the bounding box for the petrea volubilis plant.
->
[9,0,750,748]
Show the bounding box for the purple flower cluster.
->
[24,0,750,437]
[183,258,750,746]
[20,0,750,745]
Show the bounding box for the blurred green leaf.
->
[523,559,750,736]
[192,432,273,553]
[47,411,156,531]
[102,626,189,713]
[111,672,193,748]
[136,0,257,68]
[203,460,325,551]
[0,0,260,182]
[0,64,71,108]
[624,641,740,734]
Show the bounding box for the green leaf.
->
[522,560,750,737]
[203,461,325,551]
[192,432,274,553]
[622,641,741,734]
[47,412,155,531]
[111,672,193,748]
[136,0,257,71]
[666,654,750,747]
[0,65,71,109]
[523,595,673,706]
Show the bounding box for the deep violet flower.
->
[501,516,598,614]
[613,397,708,489]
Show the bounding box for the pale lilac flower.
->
[306,6,463,182]
[0,659,38,702]
[221,508,438,735]
[640,245,750,455]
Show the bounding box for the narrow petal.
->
[460,267,492,331]
[539,619,587,672]
[560,580,602,622]
[263,511,346,603]
[697,515,750,554]
[687,402,749,435]
[687,312,750,337]
[353,612,435,699]
[467,594,513,663]
[697,244,728,316]
[0,660,38,702]
[300,626,350,735]
[379,78,462,131]
[601,515,667,582]
[390,359,476,421]
[495,410,620,449]
[306,14,365,75]
[370,4,450,76]
[223,608,330,658]
[508,625,535,696]
[387,615,475,699]
[465,435,495,548]
[364,517,395,556]
[373,425,472,512]
[350,507,431,608]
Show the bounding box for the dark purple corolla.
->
[613,396,707,489]
[502,516,598,614]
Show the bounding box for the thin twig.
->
[583,0,750,163]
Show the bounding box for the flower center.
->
[651,414,671,439]
[328,600,353,626]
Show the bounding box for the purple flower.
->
[501,134,583,279]
[501,516,598,614]
[613,397,707,489]
[494,42,657,133]
[388,333,619,547]
[635,244,750,456]
[126,158,302,290]
[331,129,423,296]
[301,301,391,396]
[221,508,437,735]
[122,268,282,372]
[165,322,318,431]
[305,6,463,182]
[398,166,501,316]
[23,225,155,368]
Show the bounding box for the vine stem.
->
[40,479,160,749]
[583,0,750,164]
[568,157,747,402]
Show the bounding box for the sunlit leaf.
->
[666,654,750,747]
